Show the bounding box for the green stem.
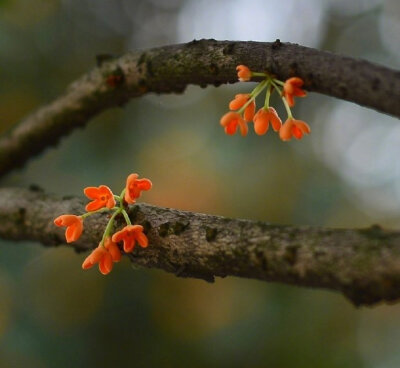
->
[264,82,271,109]
[121,209,132,226]
[238,79,268,114]
[100,209,121,246]
[251,72,268,77]
[119,189,126,208]
[81,207,116,219]
[281,94,293,119]
[269,79,283,94]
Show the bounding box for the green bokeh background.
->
[1,0,400,367]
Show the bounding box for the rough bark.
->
[1,187,400,307]
[0,39,399,177]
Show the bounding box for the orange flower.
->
[112,225,148,253]
[236,65,251,82]
[253,107,282,135]
[104,237,121,262]
[84,185,116,211]
[124,173,152,204]
[54,214,83,243]
[279,118,311,141]
[82,246,113,275]
[283,77,306,107]
[229,94,255,122]
[220,111,248,136]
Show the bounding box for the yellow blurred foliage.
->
[149,272,266,340]
[0,89,40,134]
[1,0,59,27]
[22,248,105,332]
[0,270,13,341]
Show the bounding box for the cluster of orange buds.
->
[54,173,152,275]
[220,65,310,141]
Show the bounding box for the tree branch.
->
[1,39,399,178]
[2,187,400,307]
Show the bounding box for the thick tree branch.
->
[1,40,399,178]
[1,187,400,307]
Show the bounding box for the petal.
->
[287,77,304,87]
[82,255,94,270]
[292,125,303,139]
[224,121,237,135]
[89,247,107,264]
[254,112,269,135]
[220,111,240,127]
[137,179,152,191]
[104,238,121,262]
[65,219,83,243]
[294,120,311,134]
[229,94,249,110]
[136,232,148,248]
[98,185,113,196]
[123,237,135,253]
[82,247,104,269]
[244,101,255,122]
[279,119,294,141]
[106,196,116,209]
[84,187,101,199]
[238,120,248,137]
[112,229,126,243]
[98,252,113,275]
[293,87,306,97]
[85,200,104,212]
[54,214,79,227]
[269,108,282,132]
[285,94,295,107]
[109,243,122,262]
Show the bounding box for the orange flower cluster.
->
[220,65,310,141]
[54,173,152,275]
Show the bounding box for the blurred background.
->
[0,0,400,366]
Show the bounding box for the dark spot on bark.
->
[62,195,74,200]
[261,257,268,271]
[96,54,115,67]
[142,220,152,233]
[18,208,26,225]
[146,60,154,77]
[175,264,186,276]
[159,222,170,237]
[173,221,189,235]
[313,249,325,259]
[105,67,125,88]
[223,43,235,55]
[284,245,298,266]
[339,84,348,97]
[188,39,199,46]
[29,184,43,192]
[289,62,298,76]
[205,227,217,242]
[272,39,282,49]
[359,224,390,240]
[371,78,380,91]
[128,205,140,221]
[199,82,208,88]
[210,63,219,75]
[138,52,147,66]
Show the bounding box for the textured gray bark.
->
[1,187,400,307]
[0,39,399,177]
